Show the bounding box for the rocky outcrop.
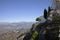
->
[23,9,60,40]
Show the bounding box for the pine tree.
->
[44,9,48,19]
[48,6,51,13]
[47,6,52,17]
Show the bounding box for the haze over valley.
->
[0,22,34,35]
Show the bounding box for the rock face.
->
[23,21,59,40]
[23,9,60,40]
[52,0,60,9]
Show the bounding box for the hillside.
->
[0,22,34,34]
[0,22,33,40]
[0,31,21,40]
[0,29,29,40]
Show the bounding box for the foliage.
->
[36,17,41,21]
[48,6,51,13]
[44,9,48,19]
[52,15,60,22]
[30,31,38,40]
[47,6,51,17]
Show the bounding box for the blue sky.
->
[0,0,52,22]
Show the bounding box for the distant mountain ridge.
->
[0,22,35,35]
[0,22,35,29]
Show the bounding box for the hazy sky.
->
[0,0,52,22]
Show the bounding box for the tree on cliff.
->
[48,6,51,13]
[44,9,48,19]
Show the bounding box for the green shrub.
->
[36,17,41,21]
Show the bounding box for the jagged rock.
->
[23,9,59,40]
